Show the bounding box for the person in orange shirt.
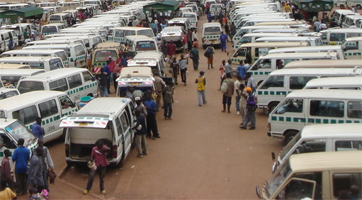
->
[222,16,227,27]
[192,38,199,48]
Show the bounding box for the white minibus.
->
[234,33,295,49]
[0,49,69,68]
[0,91,78,143]
[0,69,45,87]
[127,51,167,77]
[256,67,361,113]
[268,89,362,143]
[0,88,19,100]
[41,23,65,36]
[342,14,362,28]
[182,12,198,28]
[124,35,159,53]
[108,27,154,44]
[248,52,338,85]
[256,36,323,46]
[48,13,70,27]
[268,46,345,59]
[331,9,358,25]
[0,57,64,71]
[202,22,222,48]
[60,97,135,166]
[304,76,362,90]
[320,29,362,45]
[17,68,98,103]
[342,36,362,59]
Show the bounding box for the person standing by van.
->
[240,87,256,130]
[104,60,111,94]
[236,60,246,82]
[221,73,234,113]
[167,41,176,57]
[195,71,207,106]
[97,68,109,97]
[86,50,92,71]
[83,140,110,195]
[12,138,30,196]
[33,139,54,192]
[27,147,44,193]
[133,110,148,158]
[179,55,188,86]
[170,57,179,85]
[154,72,166,111]
[220,32,228,52]
[32,117,45,140]
[144,92,160,140]
[245,72,256,92]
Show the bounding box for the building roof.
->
[0,6,43,18]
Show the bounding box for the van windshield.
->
[204,27,221,35]
[49,58,64,70]
[95,50,117,62]
[183,14,196,21]
[280,133,301,160]
[42,26,57,34]
[124,30,136,36]
[50,15,61,20]
[18,81,45,93]
[1,76,22,87]
[265,162,292,198]
[4,120,35,143]
[136,41,157,51]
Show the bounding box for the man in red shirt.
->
[84,140,110,195]
[167,41,176,57]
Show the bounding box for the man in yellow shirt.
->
[195,71,207,106]
[0,181,16,199]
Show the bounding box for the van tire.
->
[284,130,298,145]
[268,102,279,115]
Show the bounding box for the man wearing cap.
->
[240,87,256,130]
[195,71,207,106]
[154,72,166,111]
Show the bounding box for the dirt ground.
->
[17,13,284,200]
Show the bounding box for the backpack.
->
[220,80,228,93]
[247,95,257,111]
[204,48,211,57]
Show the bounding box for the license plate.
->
[168,33,174,35]
[79,122,87,126]
[131,82,140,85]
[211,41,215,44]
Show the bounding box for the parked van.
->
[127,51,166,77]
[22,43,86,68]
[17,68,98,103]
[342,36,362,59]
[108,27,154,44]
[181,12,198,29]
[0,57,64,71]
[1,49,69,68]
[0,119,38,165]
[1,23,33,45]
[0,63,30,69]
[234,33,296,49]
[320,29,362,45]
[256,67,361,113]
[0,69,45,87]
[268,45,345,59]
[0,30,19,49]
[160,26,184,52]
[24,39,83,48]
[92,42,122,67]
[284,59,362,69]
[116,67,156,97]
[202,22,222,49]
[342,14,362,28]
[209,3,225,17]
[60,97,135,166]
[124,35,158,53]
[248,52,339,85]
[60,27,108,41]
[256,151,362,200]
[239,19,295,28]
[268,89,362,143]
[304,76,362,90]
[0,88,19,100]
[230,42,308,67]
[331,9,358,25]
[256,36,323,46]
[167,18,191,31]
[48,13,70,26]
[0,91,77,143]
[41,23,65,36]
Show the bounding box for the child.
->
[29,187,48,200]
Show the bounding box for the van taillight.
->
[113,145,117,158]
[65,144,69,157]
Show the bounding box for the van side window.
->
[310,100,344,117]
[347,101,362,119]
[82,71,94,82]
[335,140,362,151]
[115,116,123,136]
[13,106,38,124]
[50,78,68,91]
[330,33,345,42]
[276,99,303,114]
[260,76,284,89]
[120,113,129,132]
[333,173,362,198]
[294,140,326,154]
[39,99,58,118]
[67,74,82,89]
[289,76,317,89]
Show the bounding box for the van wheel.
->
[357,4,361,9]
[268,102,279,115]
[284,130,298,145]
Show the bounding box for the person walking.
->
[108,56,116,91]
[235,75,242,115]
[104,60,112,94]
[167,41,176,57]
[240,87,256,130]
[32,117,45,139]
[28,147,44,193]
[179,55,188,85]
[84,140,110,195]
[133,110,148,158]
[225,23,231,42]
[204,46,215,69]
[195,71,207,106]
[170,57,179,85]
[154,72,166,111]
[187,29,193,52]
[33,139,54,192]
[220,31,228,52]
[97,68,109,97]
[144,92,160,139]
[12,138,29,196]
[224,59,233,78]
[190,45,199,71]
[163,82,174,119]
[221,73,234,113]
[207,13,212,22]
